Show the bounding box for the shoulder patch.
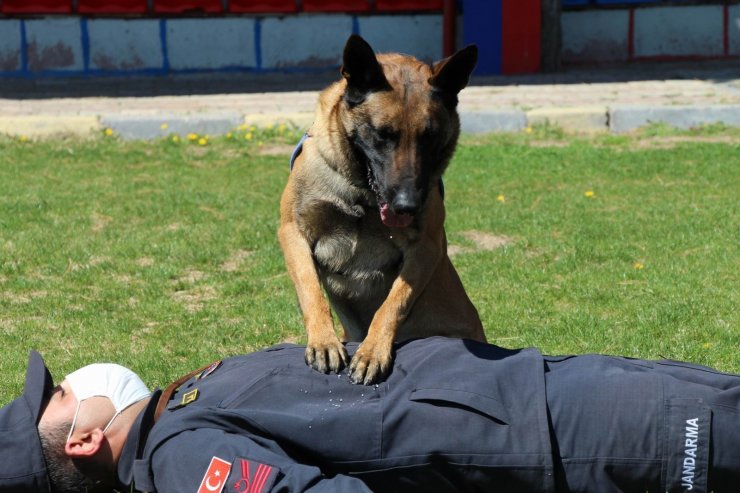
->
[229,458,279,493]
[197,456,232,493]
[181,388,200,406]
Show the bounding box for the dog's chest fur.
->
[293,162,416,302]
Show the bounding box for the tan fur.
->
[278,36,485,384]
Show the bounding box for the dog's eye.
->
[420,125,441,147]
[375,126,398,143]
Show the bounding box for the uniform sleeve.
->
[148,427,372,493]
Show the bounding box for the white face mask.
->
[65,363,151,442]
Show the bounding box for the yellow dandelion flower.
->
[524,126,533,134]
[226,132,233,139]
[702,342,712,350]
[172,135,180,143]
[266,124,274,130]
[249,125,256,132]
[19,135,29,143]
[160,123,168,130]
[633,262,644,270]
[278,123,287,133]
[496,194,505,203]
[187,133,198,141]
[198,138,208,146]
[238,124,248,131]
[104,128,114,136]
[245,133,253,141]
[584,190,595,198]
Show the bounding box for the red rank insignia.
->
[232,458,277,493]
[197,456,232,493]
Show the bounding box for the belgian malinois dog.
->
[278,35,485,385]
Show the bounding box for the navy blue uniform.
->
[117,338,740,493]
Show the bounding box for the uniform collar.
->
[117,389,160,489]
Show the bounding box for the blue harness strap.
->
[289,132,444,200]
[289,132,310,171]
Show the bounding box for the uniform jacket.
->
[118,337,554,493]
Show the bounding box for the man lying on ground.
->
[1,337,738,493]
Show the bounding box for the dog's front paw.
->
[305,336,348,374]
[348,342,393,385]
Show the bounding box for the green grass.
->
[1,126,738,403]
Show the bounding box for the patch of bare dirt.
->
[449,230,515,256]
[3,292,30,304]
[632,135,739,149]
[188,146,209,158]
[91,212,113,232]
[528,140,569,148]
[462,231,514,251]
[220,249,252,272]
[88,255,109,267]
[172,285,217,313]
[172,268,206,284]
[199,205,224,219]
[447,245,468,256]
[256,144,295,156]
[135,257,155,267]
[132,173,154,183]
[2,290,46,304]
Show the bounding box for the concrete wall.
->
[562,10,630,63]
[563,4,740,64]
[732,4,740,56]
[3,4,737,78]
[0,13,443,77]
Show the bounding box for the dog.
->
[278,35,485,385]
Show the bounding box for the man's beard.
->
[38,422,109,493]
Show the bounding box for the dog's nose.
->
[391,189,419,216]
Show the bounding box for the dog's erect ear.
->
[429,44,478,101]
[341,35,390,105]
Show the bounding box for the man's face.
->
[39,381,77,429]
[40,380,116,436]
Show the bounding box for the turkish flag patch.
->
[229,458,279,493]
[197,456,232,493]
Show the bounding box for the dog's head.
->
[339,35,477,229]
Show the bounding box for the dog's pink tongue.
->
[380,204,413,228]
